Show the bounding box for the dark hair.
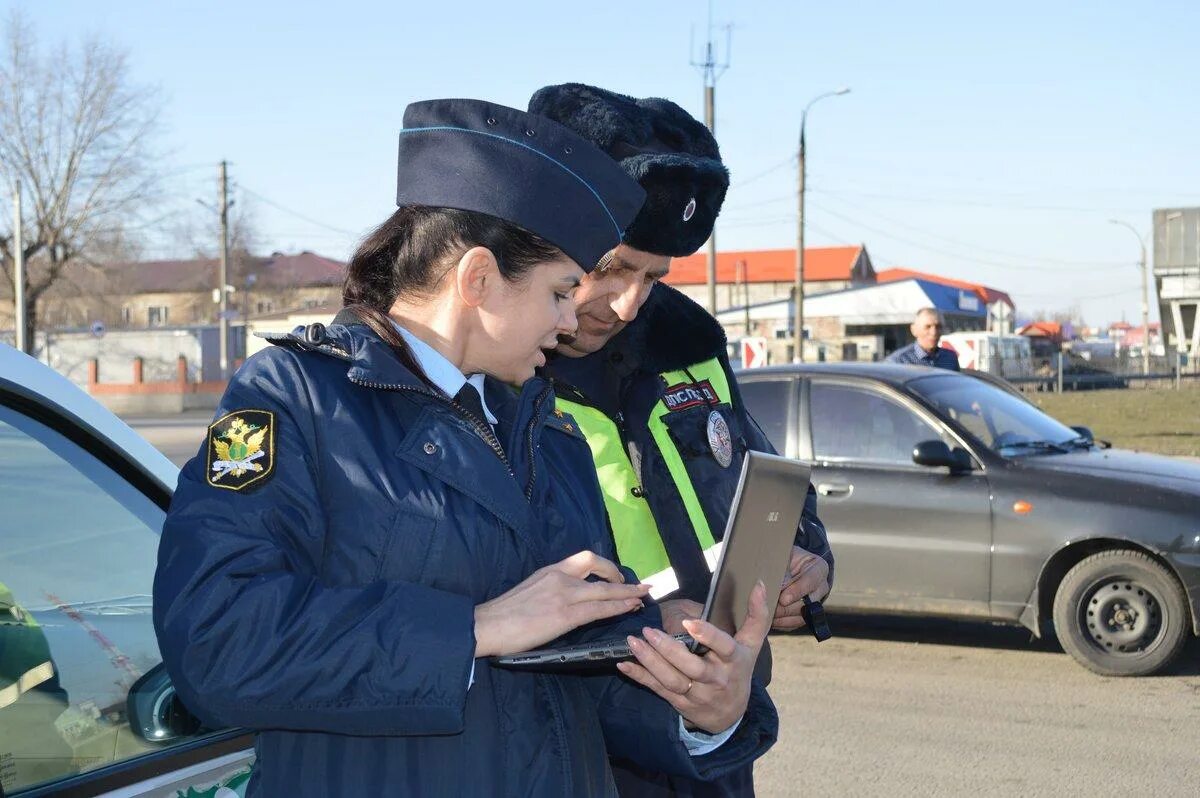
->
[343,206,564,346]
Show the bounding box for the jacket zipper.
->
[523,384,554,501]
[348,375,512,473]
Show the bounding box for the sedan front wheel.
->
[1052,549,1190,677]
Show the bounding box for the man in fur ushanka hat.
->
[532,84,834,798]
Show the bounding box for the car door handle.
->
[816,482,853,498]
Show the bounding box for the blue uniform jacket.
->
[153,320,777,797]
[546,285,833,798]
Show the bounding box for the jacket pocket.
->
[376,509,442,583]
[661,403,748,539]
[662,403,746,462]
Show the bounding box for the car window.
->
[737,379,790,453]
[0,404,214,795]
[809,382,943,465]
[911,373,1079,454]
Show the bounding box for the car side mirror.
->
[912,440,972,471]
[127,663,203,743]
[1069,424,1111,449]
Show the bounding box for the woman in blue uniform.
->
[153,99,778,797]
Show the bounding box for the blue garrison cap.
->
[396,99,646,272]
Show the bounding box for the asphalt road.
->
[129,414,1200,797]
[759,614,1200,797]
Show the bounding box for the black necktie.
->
[454,383,489,428]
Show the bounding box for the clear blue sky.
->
[9,0,1200,326]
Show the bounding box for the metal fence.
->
[1009,351,1198,393]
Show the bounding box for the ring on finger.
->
[680,680,694,696]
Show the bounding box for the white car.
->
[0,344,253,797]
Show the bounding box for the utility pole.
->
[13,183,27,354]
[691,3,730,316]
[219,160,231,380]
[738,258,750,336]
[794,131,806,363]
[1109,219,1150,376]
[1140,244,1150,377]
[794,88,850,363]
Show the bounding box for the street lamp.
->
[795,87,850,363]
[1108,219,1150,376]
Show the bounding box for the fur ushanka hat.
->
[529,83,729,257]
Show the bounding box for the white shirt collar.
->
[389,320,497,424]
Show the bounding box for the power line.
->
[719,201,1132,279]
[806,199,1133,272]
[719,215,794,229]
[812,190,1132,269]
[1011,287,1138,301]
[812,165,1200,200]
[239,186,362,237]
[733,213,1139,314]
[156,163,222,181]
[721,192,794,212]
[730,155,797,189]
[810,186,1148,214]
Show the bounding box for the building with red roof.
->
[875,268,1014,311]
[876,268,1015,334]
[664,245,875,310]
[1018,321,1065,343]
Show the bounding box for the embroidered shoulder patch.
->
[206,409,275,491]
[545,408,586,440]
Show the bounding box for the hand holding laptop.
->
[658,598,704,636]
[616,580,772,735]
[772,547,831,632]
[490,453,827,670]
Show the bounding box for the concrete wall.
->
[44,328,190,389]
[84,357,225,415]
[10,326,243,390]
[88,389,221,416]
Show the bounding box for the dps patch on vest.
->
[206,410,275,491]
[661,380,717,412]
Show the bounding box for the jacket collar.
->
[542,284,726,412]
[316,309,552,415]
[606,283,726,373]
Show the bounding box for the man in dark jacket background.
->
[885,308,961,370]
[530,84,834,796]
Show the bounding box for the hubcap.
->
[1081,579,1162,656]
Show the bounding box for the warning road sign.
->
[741,336,768,368]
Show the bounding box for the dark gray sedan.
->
[737,363,1200,677]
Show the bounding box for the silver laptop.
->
[491,451,812,672]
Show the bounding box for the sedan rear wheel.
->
[1052,549,1190,677]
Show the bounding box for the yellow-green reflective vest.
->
[557,357,732,598]
[0,583,56,710]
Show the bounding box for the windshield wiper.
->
[1063,435,1112,450]
[999,439,1071,455]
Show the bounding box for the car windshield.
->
[910,374,1082,456]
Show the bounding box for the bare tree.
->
[171,190,261,265]
[0,14,162,352]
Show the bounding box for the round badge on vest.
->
[706,410,733,468]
